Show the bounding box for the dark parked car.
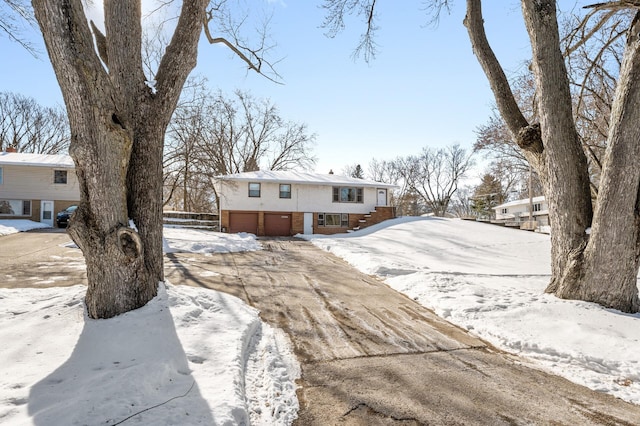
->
[56,205,77,228]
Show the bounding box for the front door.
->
[40,200,54,227]
[377,189,387,206]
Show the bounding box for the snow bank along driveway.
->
[303,216,640,406]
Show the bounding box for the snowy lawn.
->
[0,220,51,236]
[301,217,640,405]
[0,226,300,425]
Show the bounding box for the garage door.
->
[264,213,292,236]
[229,212,258,234]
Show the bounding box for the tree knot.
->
[116,227,142,260]
[516,123,544,154]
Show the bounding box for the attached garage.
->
[228,212,258,234]
[264,213,292,236]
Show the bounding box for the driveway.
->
[3,232,640,424]
[165,239,640,425]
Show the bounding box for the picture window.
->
[332,186,363,203]
[0,199,31,216]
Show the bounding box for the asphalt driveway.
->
[3,231,640,424]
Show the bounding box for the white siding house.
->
[493,196,549,227]
[0,152,79,226]
[214,171,397,236]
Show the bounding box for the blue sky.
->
[0,1,534,177]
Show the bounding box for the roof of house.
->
[216,170,398,188]
[493,195,546,210]
[0,152,74,168]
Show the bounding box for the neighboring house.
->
[493,196,549,227]
[0,150,79,227]
[214,170,398,236]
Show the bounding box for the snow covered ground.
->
[0,222,299,425]
[301,217,640,405]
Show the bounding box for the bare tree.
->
[163,85,316,211]
[409,144,474,217]
[449,186,476,218]
[31,0,277,319]
[195,89,316,176]
[0,92,70,153]
[464,0,640,312]
[1,0,38,53]
[323,0,640,312]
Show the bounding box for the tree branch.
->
[463,0,542,154]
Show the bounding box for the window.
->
[279,184,291,199]
[332,186,364,203]
[318,213,349,227]
[248,182,261,197]
[54,170,68,184]
[0,167,3,184]
[501,208,507,214]
[0,200,31,216]
[533,203,542,212]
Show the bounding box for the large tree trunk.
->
[555,14,640,313]
[520,0,594,293]
[33,0,206,318]
[466,0,639,313]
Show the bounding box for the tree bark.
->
[520,0,594,295]
[32,0,206,318]
[557,14,640,313]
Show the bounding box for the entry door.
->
[303,212,313,234]
[376,189,387,206]
[40,200,54,227]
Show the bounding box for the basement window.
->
[318,213,348,227]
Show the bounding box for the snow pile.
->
[0,219,51,235]
[164,227,261,254]
[0,226,299,425]
[302,217,640,405]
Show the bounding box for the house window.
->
[279,184,291,199]
[54,170,68,184]
[533,203,542,212]
[248,182,261,197]
[332,186,364,203]
[501,208,507,214]
[0,199,30,216]
[318,213,349,227]
[0,167,3,184]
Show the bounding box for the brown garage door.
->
[264,213,292,236]
[229,212,258,234]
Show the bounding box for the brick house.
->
[214,170,398,236]
[0,151,79,226]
